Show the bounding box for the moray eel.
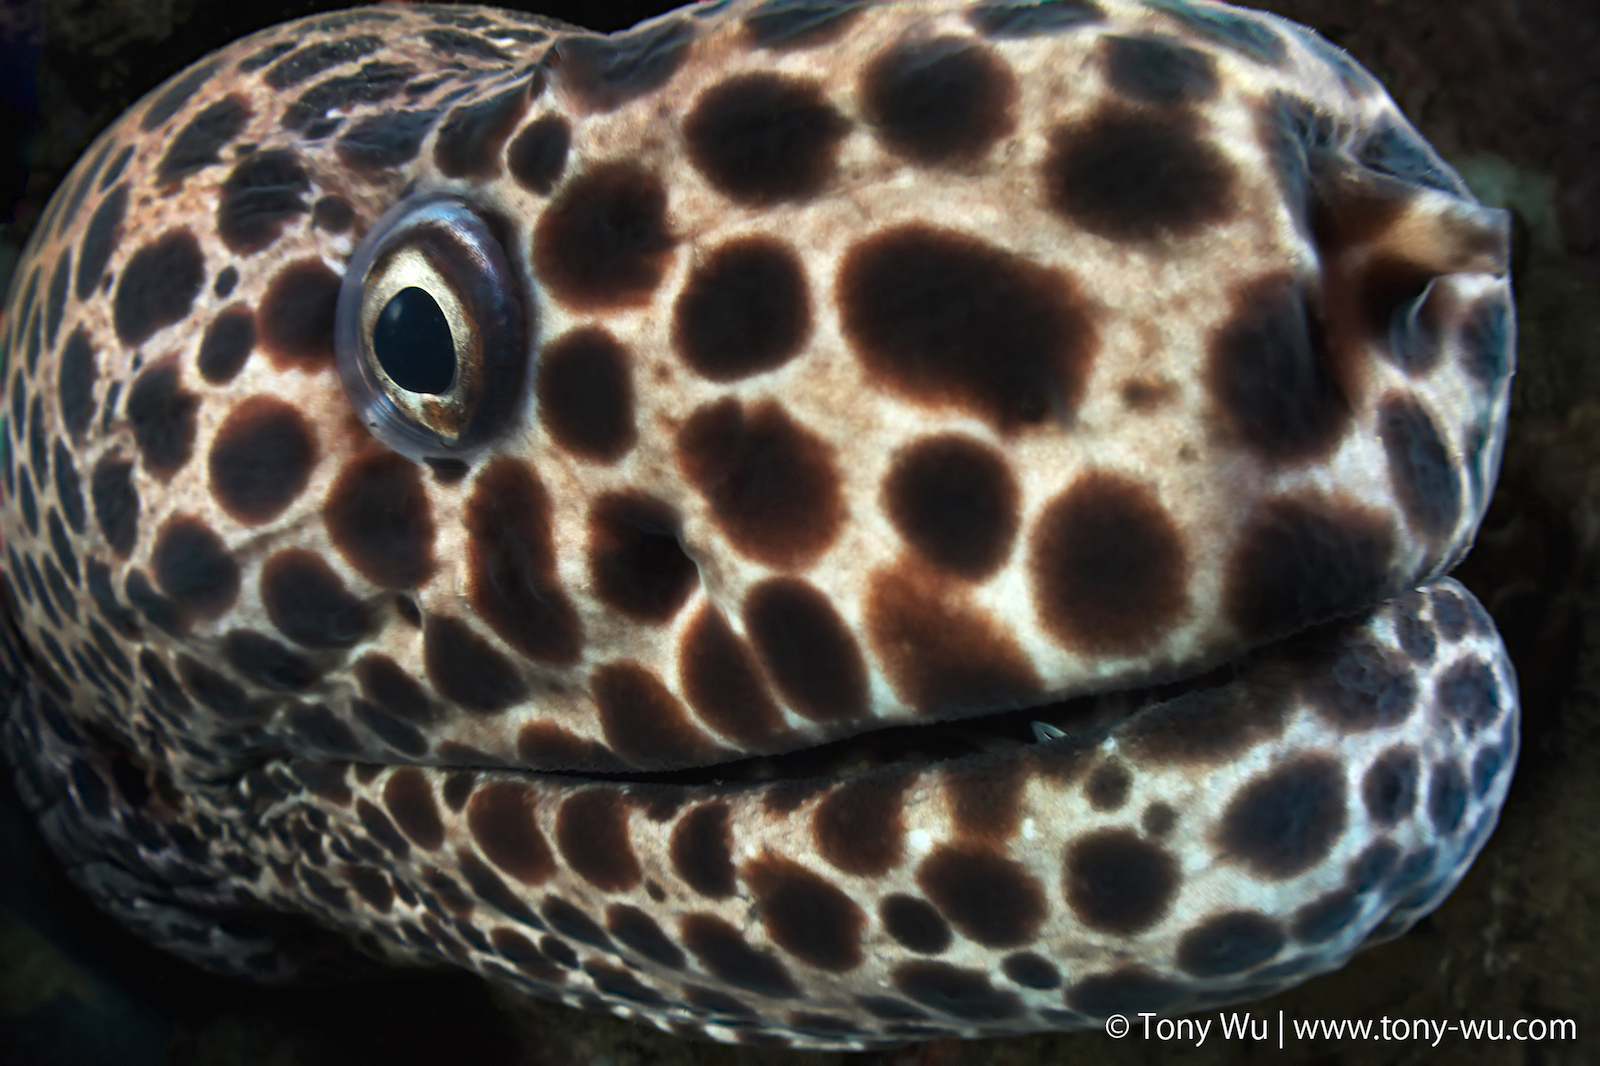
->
[0,0,1518,1049]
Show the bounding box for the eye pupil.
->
[374,286,456,394]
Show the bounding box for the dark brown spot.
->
[1301,639,1417,731]
[671,801,735,899]
[1064,966,1182,1018]
[384,767,444,850]
[673,237,810,381]
[884,435,1018,579]
[880,894,951,954]
[1031,471,1188,654]
[943,758,1027,842]
[261,549,370,649]
[531,162,673,309]
[891,961,1021,1021]
[1224,494,1394,639]
[607,905,685,970]
[867,568,1040,716]
[678,399,841,568]
[424,615,527,714]
[680,914,798,998]
[1207,276,1349,462]
[588,492,696,622]
[555,18,692,112]
[745,855,865,972]
[258,259,340,369]
[196,306,256,384]
[126,361,199,478]
[679,607,790,750]
[838,224,1095,432]
[744,577,868,724]
[591,661,722,768]
[465,457,583,664]
[917,846,1046,947]
[1064,829,1177,934]
[861,36,1016,166]
[113,231,206,348]
[152,515,237,619]
[1362,746,1418,826]
[812,773,909,877]
[1085,761,1131,811]
[507,114,569,194]
[208,396,317,525]
[159,94,252,184]
[1104,35,1218,106]
[468,781,556,884]
[216,149,310,254]
[1044,110,1234,240]
[1378,392,1461,541]
[325,451,436,587]
[683,72,848,204]
[1176,911,1286,976]
[555,788,640,892]
[535,326,636,463]
[1218,754,1347,878]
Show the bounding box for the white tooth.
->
[1031,721,1067,743]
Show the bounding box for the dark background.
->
[2,2,1598,1064]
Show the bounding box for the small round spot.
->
[861,36,1016,166]
[152,515,238,618]
[532,163,673,309]
[1176,911,1286,976]
[680,914,798,998]
[1065,967,1183,1018]
[468,781,556,884]
[1104,35,1218,105]
[1044,111,1234,241]
[839,224,1095,432]
[507,114,570,194]
[312,195,354,233]
[1207,276,1348,462]
[679,607,789,749]
[208,396,317,525]
[466,458,583,665]
[556,788,641,892]
[1427,759,1468,835]
[745,856,865,972]
[589,493,696,623]
[683,73,847,204]
[1219,754,1347,878]
[113,230,206,348]
[744,577,868,723]
[536,327,636,464]
[812,775,908,877]
[424,615,527,714]
[1085,762,1131,811]
[879,894,951,954]
[678,399,841,567]
[1224,495,1394,640]
[127,361,199,477]
[325,450,436,588]
[196,306,256,384]
[258,259,341,369]
[213,266,238,297]
[1379,393,1462,542]
[884,435,1017,579]
[891,961,1021,1021]
[1031,471,1187,654]
[592,661,722,767]
[673,237,810,382]
[261,549,370,648]
[1001,952,1060,989]
[671,801,735,899]
[917,846,1046,947]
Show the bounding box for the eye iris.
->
[373,286,456,395]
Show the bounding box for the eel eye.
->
[335,195,529,460]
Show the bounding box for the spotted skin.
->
[0,0,1517,1050]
